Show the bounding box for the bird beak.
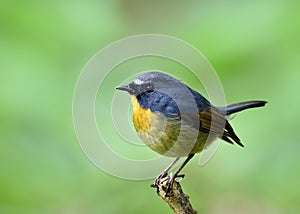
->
[116,85,133,93]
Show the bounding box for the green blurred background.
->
[1,0,299,213]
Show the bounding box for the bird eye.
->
[145,83,154,91]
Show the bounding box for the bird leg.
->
[154,157,180,186]
[165,154,195,196]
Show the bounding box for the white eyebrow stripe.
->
[134,79,144,85]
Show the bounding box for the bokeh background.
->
[1,0,299,213]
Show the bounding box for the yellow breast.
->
[131,96,153,134]
[130,96,212,157]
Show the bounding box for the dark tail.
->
[218,101,267,116]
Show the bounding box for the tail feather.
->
[219,101,267,116]
[221,120,244,147]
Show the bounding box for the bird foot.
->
[150,171,168,189]
[151,172,185,197]
[164,174,185,196]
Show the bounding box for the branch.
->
[151,176,198,214]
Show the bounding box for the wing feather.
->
[199,107,244,147]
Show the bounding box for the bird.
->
[116,71,267,195]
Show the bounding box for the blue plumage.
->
[136,87,211,118]
[136,91,179,118]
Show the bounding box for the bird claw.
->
[176,174,185,179]
[153,172,186,197]
[165,176,174,196]
[164,174,185,196]
[154,171,168,187]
